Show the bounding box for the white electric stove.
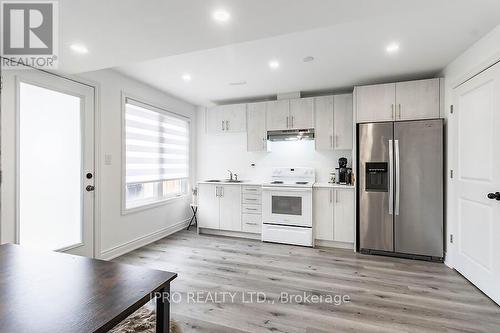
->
[261,168,315,247]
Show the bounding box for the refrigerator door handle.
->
[395,139,400,215]
[388,139,394,215]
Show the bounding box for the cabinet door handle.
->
[225,120,229,131]
[286,116,289,128]
[329,190,332,203]
[391,104,395,119]
[330,135,333,148]
[246,222,258,226]
[335,134,338,148]
[291,116,294,128]
[220,186,224,197]
[262,137,266,149]
[398,104,402,119]
[335,191,339,204]
[215,186,219,197]
[221,121,225,131]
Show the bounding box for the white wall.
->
[0,68,197,259]
[196,107,352,183]
[441,24,500,267]
[78,69,197,259]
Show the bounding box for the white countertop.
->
[197,180,355,189]
[313,183,355,189]
[197,180,263,186]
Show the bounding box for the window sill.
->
[121,194,190,215]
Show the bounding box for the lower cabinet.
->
[198,184,242,232]
[313,187,354,244]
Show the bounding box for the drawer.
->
[242,193,261,204]
[242,185,262,194]
[242,204,261,214]
[242,214,262,233]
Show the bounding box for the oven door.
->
[262,187,312,227]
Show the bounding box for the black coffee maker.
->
[336,157,352,185]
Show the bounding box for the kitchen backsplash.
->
[196,109,352,183]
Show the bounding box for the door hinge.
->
[450,105,454,114]
[450,234,454,244]
[450,170,454,179]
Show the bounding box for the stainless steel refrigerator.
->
[358,119,443,261]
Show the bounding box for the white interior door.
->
[3,68,95,257]
[452,62,500,305]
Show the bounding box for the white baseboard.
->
[99,219,190,260]
[199,228,261,240]
[314,239,355,250]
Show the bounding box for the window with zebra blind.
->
[123,97,190,210]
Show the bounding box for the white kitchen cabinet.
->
[355,78,441,123]
[198,184,220,229]
[395,78,440,121]
[355,83,396,123]
[290,97,314,129]
[333,189,355,243]
[266,100,289,131]
[219,185,242,232]
[246,102,268,152]
[333,94,353,150]
[314,95,334,150]
[313,187,355,245]
[242,213,261,233]
[313,188,334,240]
[206,104,246,134]
[198,184,241,232]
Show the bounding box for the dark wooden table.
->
[0,244,177,333]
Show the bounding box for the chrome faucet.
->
[227,170,234,181]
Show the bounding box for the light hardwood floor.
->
[115,230,500,333]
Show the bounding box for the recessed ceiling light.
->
[303,56,314,62]
[386,42,400,54]
[213,9,230,23]
[269,60,280,69]
[229,81,247,86]
[182,74,191,81]
[70,43,88,54]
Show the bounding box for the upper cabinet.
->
[355,83,396,123]
[333,94,353,150]
[355,78,441,123]
[266,100,289,130]
[247,102,268,152]
[314,96,334,150]
[315,94,353,151]
[206,104,247,134]
[289,97,314,129]
[395,79,440,121]
[266,98,314,131]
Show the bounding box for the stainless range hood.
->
[267,129,315,142]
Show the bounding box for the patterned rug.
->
[110,306,181,333]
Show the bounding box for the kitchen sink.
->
[204,179,244,183]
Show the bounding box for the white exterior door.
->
[452,62,500,305]
[1,69,95,257]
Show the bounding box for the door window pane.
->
[19,82,82,251]
[272,196,302,215]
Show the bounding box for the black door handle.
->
[487,192,500,201]
[86,185,95,192]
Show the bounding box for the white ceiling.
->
[60,1,500,106]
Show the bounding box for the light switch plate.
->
[104,154,112,165]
